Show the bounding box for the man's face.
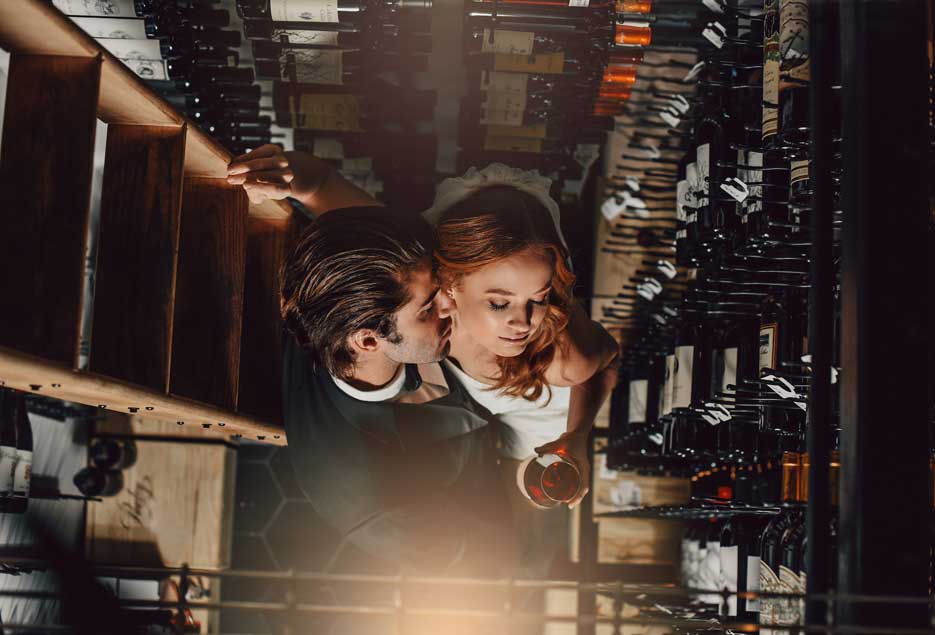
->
[381,259,452,364]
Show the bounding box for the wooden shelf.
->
[0,0,289,220]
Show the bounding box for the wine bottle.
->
[9,392,33,514]
[0,390,18,510]
[251,30,431,59]
[778,0,810,146]
[236,0,431,22]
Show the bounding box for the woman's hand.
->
[227,144,323,205]
[534,430,591,509]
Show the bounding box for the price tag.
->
[669,94,691,114]
[625,176,640,192]
[637,285,655,301]
[494,52,565,74]
[72,17,146,39]
[683,60,706,82]
[481,29,535,55]
[657,260,678,279]
[660,109,681,128]
[569,0,590,5]
[702,21,727,48]
[703,0,726,13]
[720,176,751,202]
[601,196,626,222]
[270,28,340,46]
[271,0,339,23]
[296,94,363,132]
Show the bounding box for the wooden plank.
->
[0,54,101,366]
[90,124,186,393]
[170,178,248,410]
[85,435,236,571]
[237,214,307,423]
[0,0,96,58]
[0,345,285,443]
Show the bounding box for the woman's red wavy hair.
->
[434,185,576,402]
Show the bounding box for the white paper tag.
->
[637,286,655,301]
[54,0,136,17]
[271,0,339,23]
[313,137,344,159]
[480,29,535,55]
[284,49,343,84]
[672,345,694,408]
[0,446,15,493]
[72,16,146,39]
[99,38,162,60]
[271,28,340,46]
[720,176,751,203]
[696,144,711,205]
[720,545,739,616]
[122,58,167,80]
[703,0,726,13]
[702,22,727,48]
[481,89,528,126]
[762,374,808,411]
[683,60,706,82]
[747,555,762,611]
[625,176,640,192]
[657,260,677,279]
[722,347,738,393]
[676,179,690,221]
[643,278,663,294]
[660,110,681,128]
[568,0,590,5]
[669,94,691,114]
[482,70,529,94]
[601,196,625,222]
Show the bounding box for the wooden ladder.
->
[0,0,307,445]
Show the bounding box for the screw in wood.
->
[257,436,266,441]
[145,406,154,411]
[217,422,226,427]
[51,383,61,388]
[29,385,41,391]
[202,423,211,428]
[97,404,107,409]
[177,421,185,425]
[128,407,139,413]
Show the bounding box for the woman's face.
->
[448,248,554,358]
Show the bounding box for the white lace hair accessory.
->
[422,163,570,252]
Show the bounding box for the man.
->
[227,145,517,576]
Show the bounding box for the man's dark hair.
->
[280,207,434,379]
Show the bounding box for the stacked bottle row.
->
[0,388,33,515]
[236,0,437,205]
[53,0,270,156]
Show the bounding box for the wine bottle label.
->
[759,323,778,371]
[271,0,339,23]
[746,555,762,611]
[695,144,711,206]
[721,347,738,394]
[763,0,781,139]
[702,21,727,49]
[0,445,15,493]
[568,0,590,6]
[13,449,31,496]
[485,123,547,139]
[99,38,162,60]
[483,134,543,153]
[481,29,535,56]
[481,71,528,95]
[746,150,764,215]
[719,545,739,616]
[53,0,136,17]
[675,178,689,220]
[71,16,146,39]
[759,559,782,627]
[312,137,344,159]
[493,53,565,75]
[628,379,648,424]
[663,354,675,415]
[281,49,343,85]
[672,345,694,409]
[122,59,167,80]
[270,28,340,46]
[777,565,804,625]
[294,94,362,131]
[779,0,810,88]
[790,159,809,185]
[481,91,527,126]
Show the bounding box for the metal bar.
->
[837,0,931,632]
[804,0,835,631]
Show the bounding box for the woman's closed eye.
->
[487,297,549,312]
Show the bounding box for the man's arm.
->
[227,144,379,216]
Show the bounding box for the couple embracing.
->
[228,146,619,577]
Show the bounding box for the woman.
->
[228,147,618,508]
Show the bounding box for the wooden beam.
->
[90,124,187,393]
[170,177,248,410]
[0,345,285,444]
[0,54,101,366]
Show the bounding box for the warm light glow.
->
[615,23,652,47]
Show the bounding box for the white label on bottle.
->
[13,449,31,496]
[313,137,344,159]
[481,88,528,126]
[122,58,167,80]
[99,38,162,60]
[669,94,691,115]
[0,445,15,494]
[71,16,145,39]
[657,260,677,279]
[747,555,762,611]
[481,29,535,55]
[53,0,136,17]
[703,21,727,49]
[698,544,723,604]
[760,559,782,628]
[283,49,343,84]
[628,379,648,424]
[663,354,675,415]
[720,176,750,202]
[790,158,810,185]
[683,60,705,83]
[703,0,726,13]
[659,109,681,129]
[568,0,590,6]
[719,545,739,616]
[696,144,711,205]
[482,71,529,96]
[271,0,339,23]
[676,179,690,221]
[625,176,640,192]
[759,323,778,371]
[686,162,699,201]
[672,345,694,409]
[270,28,340,46]
[778,565,804,625]
[721,347,738,394]
[746,150,764,214]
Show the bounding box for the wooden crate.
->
[85,429,236,571]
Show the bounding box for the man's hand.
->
[226,144,325,205]
[534,430,591,509]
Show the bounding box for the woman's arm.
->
[536,303,620,507]
[226,144,379,216]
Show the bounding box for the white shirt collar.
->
[330,364,408,403]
